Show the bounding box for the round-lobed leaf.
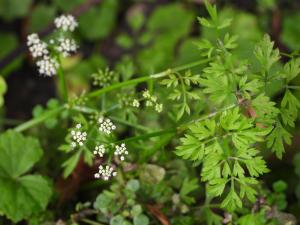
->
[0,130,52,222]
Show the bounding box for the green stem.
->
[178,73,187,107]
[287,85,300,90]
[88,76,151,98]
[179,103,237,131]
[13,59,211,132]
[88,58,210,98]
[114,128,177,145]
[81,218,104,225]
[109,116,151,132]
[71,105,150,132]
[14,106,65,132]
[57,57,68,102]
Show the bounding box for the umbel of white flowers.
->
[27,14,78,76]
[114,143,128,161]
[68,117,129,181]
[94,165,117,180]
[70,123,87,149]
[93,144,106,157]
[54,14,78,32]
[98,117,116,134]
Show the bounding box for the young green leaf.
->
[254,34,280,72]
[267,121,292,159]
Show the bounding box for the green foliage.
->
[175,0,299,213]
[1,0,300,224]
[281,12,300,50]
[0,32,21,76]
[78,0,118,40]
[29,4,56,32]
[0,130,52,222]
[198,1,232,30]
[53,0,83,11]
[268,180,288,210]
[0,0,32,21]
[179,178,198,204]
[176,108,271,211]
[94,179,150,225]
[237,211,269,225]
[32,98,66,129]
[137,4,194,73]
[160,70,201,120]
[0,76,7,107]
[254,34,280,72]
[267,120,291,159]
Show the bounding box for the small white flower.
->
[114,143,128,161]
[54,14,78,32]
[142,90,151,98]
[56,38,77,57]
[155,103,163,113]
[93,145,105,157]
[70,123,87,149]
[98,117,116,134]
[27,33,40,46]
[94,165,117,180]
[36,56,59,76]
[27,33,49,58]
[132,99,140,108]
[145,100,153,107]
[151,96,157,102]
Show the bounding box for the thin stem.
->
[178,73,187,107]
[13,59,210,133]
[179,103,237,131]
[88,76,151,98]
[14,106,65,132]
[81,219,104,225]
[114,128,177,145]
[71,105,150,132]
[88,58,210,98]
[57,56,68,102]
[287,85,300,90]
[109,116,151,132]
[72,104,120,114]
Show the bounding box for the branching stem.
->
[14,58,211,132]
[57,56,68,102]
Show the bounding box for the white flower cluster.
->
[94,165,117,180]
[54,14,78,31]
[132,99,140,108]
[114,143,128,161]
[70,124,87,149]
[155,104,163,113]
[56,38,77,57]
[142,90,163,113]
[27,34,58,76]
[93,117,131,181]
[98,117,116,134]
[93,145,105,157]
[36,56,59,77]
[27,14,78,76]
[27,33,49,58]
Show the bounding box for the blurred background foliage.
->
[1,0,300,224]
